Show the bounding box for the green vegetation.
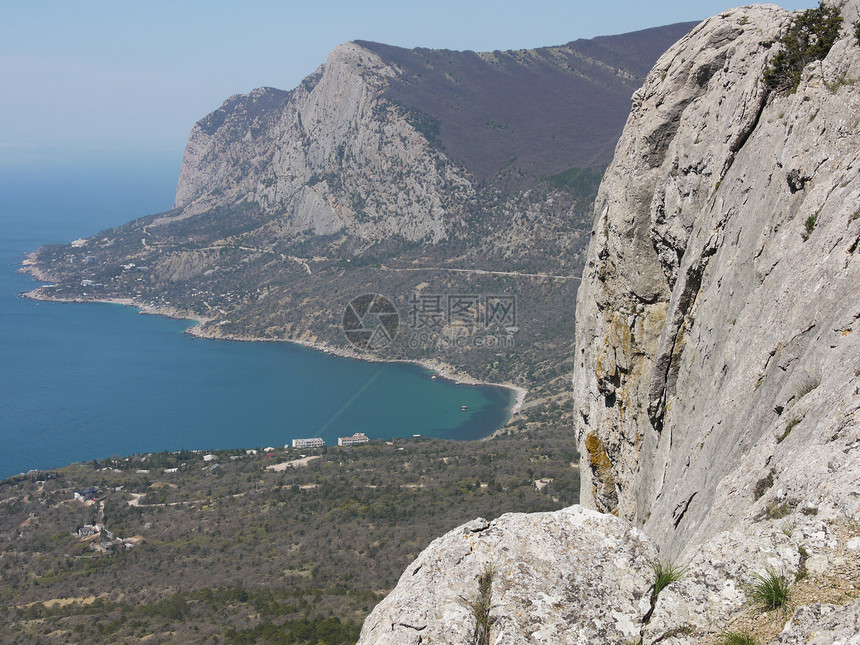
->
[765,499,794,520]
[717,632,758,645]
[639,558,685,633]
[0,427,578,642]
[795,545,809,582]
[398,104,443,147]
[542,166,604,199]
[467,564,496,645]
[753,468,775,501]
[223,616,358,644]
[803,214,818,237]
[856,21,860,46]
[650,559,686,599]
[777,416,802,444]
[748,568,793,610]
[764,2,843,92]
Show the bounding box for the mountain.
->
[358,2,860,642]
[173,23,696,220]
[23,23,695,416]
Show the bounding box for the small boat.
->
[461,405,468,411]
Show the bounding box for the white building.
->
[338,433,369,447]
[292,437,325,449]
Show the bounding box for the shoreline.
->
[19,282,527,419]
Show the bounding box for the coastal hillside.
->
[358,2,860,643]
[0,428,578,643]
[22,24,694,418]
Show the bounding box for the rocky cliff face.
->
[174,42,469,243]
[359,3,860,642]
[573,0,860,555]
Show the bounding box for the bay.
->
[0,153,513,479]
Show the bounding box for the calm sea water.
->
[0,154,513,478]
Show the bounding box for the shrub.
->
[748,567,792,610]
[804,214,818,236]
[855,21,860,46]
[764,3,843,92]
[765,500,793,519]
[795,545,809,581]
[717,632,758,645]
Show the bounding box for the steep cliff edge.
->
[359,3,860,642]
[573,0,860,556]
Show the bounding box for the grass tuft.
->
[777,417,802,444]
[765,500,794,520]
[748,567,792,610]
[650,559,686,598]
[753,468,775,501]
[717,632,758,645]
[467,564,496,645]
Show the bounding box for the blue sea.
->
[0,153,513,479]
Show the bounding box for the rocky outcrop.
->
[357,507,658,644]
[777,601,860,644]
[360,2,860,642]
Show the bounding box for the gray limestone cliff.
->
[573,0,860,555]
[174,43,465,243]
[359,3,860,643]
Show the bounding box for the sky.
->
[2,0,815,172]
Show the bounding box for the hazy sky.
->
[2,0,814,168]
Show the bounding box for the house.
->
[337,432,369,447]
[534,478,553,491]
[202,454,217,462]
[163,467,178,473]
[74,486,98,502]
[292,438,325,449]
[77,524,100,537]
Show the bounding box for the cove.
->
[0,156,513,479]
